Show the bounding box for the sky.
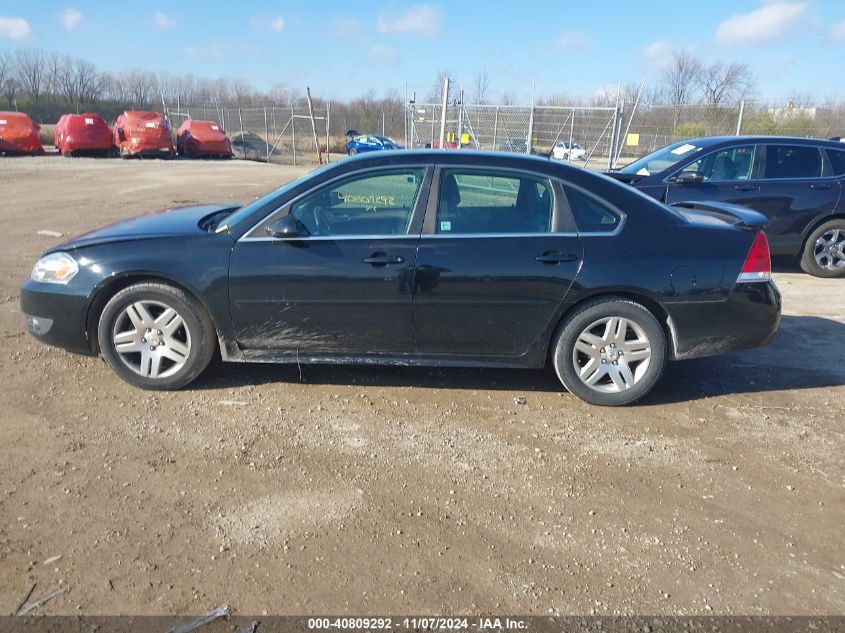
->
[1,0,845,104]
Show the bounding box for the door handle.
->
[363,253,405,266]
[535,251,578,264]
[810,183,832,190]
[733,184,759,191]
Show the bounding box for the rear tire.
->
[800,219,845,277]
[552,297,667,406]
[97,282,216,390]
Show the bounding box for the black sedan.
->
[21,150,780,406]
[606,136,845,277]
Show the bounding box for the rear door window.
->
[763,145,824,179]
[436,170,553,234]
[825,148,845,176]
[563,185,622,233]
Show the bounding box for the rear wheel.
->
[800,219,845,277]
[552,298,667,406]
[97,282,216,390]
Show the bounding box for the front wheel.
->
[97,282,216,390]
[800,219,845,277]
[552,298,667,406]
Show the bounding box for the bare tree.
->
[500,90,518,106]
[14,49,48,103]
[427,69,455,102]
[472,67,491,105]
[0,50,13,95]
[661,50,703,128]
[698,62,756,106]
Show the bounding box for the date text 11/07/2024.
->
[306,617,528,630]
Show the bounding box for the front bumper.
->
[666,281,781,360]
[21,280,94,355]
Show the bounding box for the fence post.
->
[526,81,535,155]
[238,107,246,160]
[264,106,270,162]
[291,104,297,166]
[568,108,575,163]
[457,86,464,149]
[438,78,449,149]
[608,105,620,170]
[326,101,331,163]
[736,100,745,135]
[493,107,499,150]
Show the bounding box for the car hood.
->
[49,204,240,252]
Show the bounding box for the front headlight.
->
[31,252,79,285]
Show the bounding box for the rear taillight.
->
[737,231,771,282]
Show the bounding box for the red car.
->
[0,111,44,155]
[113,111,175,158]
[55,113,113,156]
[176,119,233,158]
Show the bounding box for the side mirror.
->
[267,215,309,239]
[673,171,704,185]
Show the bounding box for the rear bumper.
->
[20,280,94,355]
[666,281,781,360]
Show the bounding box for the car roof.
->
[687,135,845,150]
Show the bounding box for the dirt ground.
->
[0,156,842,617]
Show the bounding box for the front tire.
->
[800,219,845,277]
[97,282,216,390]
[552,298,667,406]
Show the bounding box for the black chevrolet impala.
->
[22,151,781,405]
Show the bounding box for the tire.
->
[97,282,216,390]
[551,297,667,406]
[800,219,845,278]
[348,148,357,156]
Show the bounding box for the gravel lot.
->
[0,156,842,616]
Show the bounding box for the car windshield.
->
[374,136,396,144]
[619,141,705,176]
[210,163,336,232]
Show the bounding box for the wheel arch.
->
[799,212,845,255]
[84,273,224,357]
[547,290,677,361]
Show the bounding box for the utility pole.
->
[306,87,322,165]
[438,77,449,150]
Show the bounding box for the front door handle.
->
[811,183,832,190]
[363,253,405,266]
[733,184,759,191]
[535,251,578,264]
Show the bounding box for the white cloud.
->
[370,43,397,63]
[251,15,285,33]
[643,40,672,67]
[0,16,31,40]
[377,4,442,37]
[716,1,808,46]
[152,10,175,30]
[59,8,82,30]
[832,21,845,42]
[558,30,591,52]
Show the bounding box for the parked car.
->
[0,111,44,155]
[346,134,402,154]
[551,141,587,161]
[606,136,845,277]
[498,137,527,153]
[113,111,175,158]
[55,113,113,156]
[176,119,233,158]
[21,150,780,406]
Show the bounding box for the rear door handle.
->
[363,253,405,266]
[535,251,578,264]
[733,184,759,191]
[810,183,832,190]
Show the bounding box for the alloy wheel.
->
[571,316,652,393]
[112,300,191,379]
[814,228,845,271]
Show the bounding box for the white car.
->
[551,141,587,161]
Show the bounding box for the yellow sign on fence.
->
[626,133,640,147]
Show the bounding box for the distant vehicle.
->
[55,113,113,157]
[607,136,845,277]
[346,134,402,155]
[176,119,233,158]
[551,141,587,161]
[498,137,528,153]
[22,150,780,406]
[0,111,44,156]
[113,111,175,159]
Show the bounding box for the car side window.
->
[763,145,823,179]
[436,170,552,234]
[289,169,425,237]
[679,145,755,181]
[825,148,845,176]
[563,185,622,233]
